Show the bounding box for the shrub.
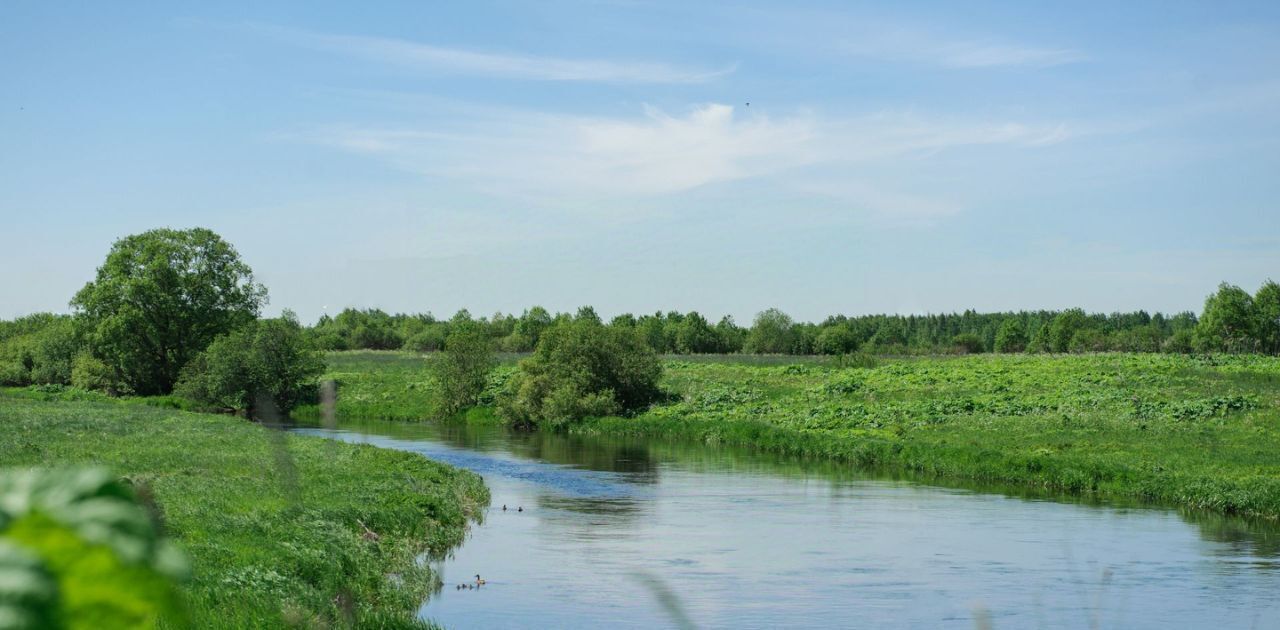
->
[29,319,79,385]
[431,323,496,416]
[815,326,859,355]
[498,318,663,429]
[402,326,447,353]
[70,352,122,394]
[0,361,29,386]
[176,313,324,418]
[744,308,798,354]
[993,319,1027,353]
[1068,328,1109,353]
[951,333,986,354]
[1048,309,1090,353]
[0,468,188,627]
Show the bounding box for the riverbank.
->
[0,390,489,628]
[311,351,1280,518]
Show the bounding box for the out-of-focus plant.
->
[0,468,188,629]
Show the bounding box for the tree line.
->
[296,280,1279,358]
[1,226,1277,410]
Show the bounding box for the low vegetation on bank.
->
[0,392,488,627]
[307,351,1280,519]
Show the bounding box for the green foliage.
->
[744,308,798,354]
[431,323,496,416]
[71,228,266,395]
[0,395,488,627]
[575,353,1280,517]
[1195,283,1258,353]
[1068,328,1108,353]
[0,468,188,628]
[1255,280,1280,355]
[1048,308,1090,353]
[814,326,859,355]
[993,319,1027,353]
[950,333,985,354]
[28,319,79,386]
[499,318,664,428]
[0,315,82,388]
[175,313,324,417]
[69,352,120,394]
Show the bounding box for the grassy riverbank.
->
[0,390,488,628]
[314,351,1280,518]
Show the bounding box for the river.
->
[293,420,1280,629]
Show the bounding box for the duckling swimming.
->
[517,506,523,512]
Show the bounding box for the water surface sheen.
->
[293,421,1280,629]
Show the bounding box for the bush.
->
[402,326,447,353]
[0,468,188,627]
[431,324,495,416]
[70,352,123,394]
[951,333,986,354]
[0,361,29,386]
[815,326,859,355]
[498,318,663,429]
[1068,328,1109,353]
[176,313,325,418]
[29,319,79,385]
[993,319,1027,353]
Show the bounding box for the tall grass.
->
[0,393,489,627]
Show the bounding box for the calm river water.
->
[294,420,1280,629]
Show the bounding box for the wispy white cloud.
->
[296,103,1073,221]
[253,24,734,83]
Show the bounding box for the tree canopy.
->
[71,228,266,394]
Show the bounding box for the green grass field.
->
[0,391,488,628]
[314,351,1280,518]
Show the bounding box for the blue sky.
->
[3,1,1279,323]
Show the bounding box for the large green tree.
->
[1195,283,1257,353]
[744,308,798,354]
[71,228,266,395]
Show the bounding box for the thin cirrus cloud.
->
[253,24,735,83]
[300,103,1073,220]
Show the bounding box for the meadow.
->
[0,390,489,628]
[313,351,1280,518]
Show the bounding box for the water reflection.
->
[292,419,1280,628]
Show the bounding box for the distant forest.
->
[299,280,1277,357]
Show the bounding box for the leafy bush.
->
[28,319,79,386]
[0,468,188,628]
[993,319,1027,353]
[815,326,859,355]
[498,318,663,428]
[431,323,496,416]
[70,352,122,394]
[1068,328,1109,353]
[176,312,325,417]
[951,332,986,354]
[402,326,447,353]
